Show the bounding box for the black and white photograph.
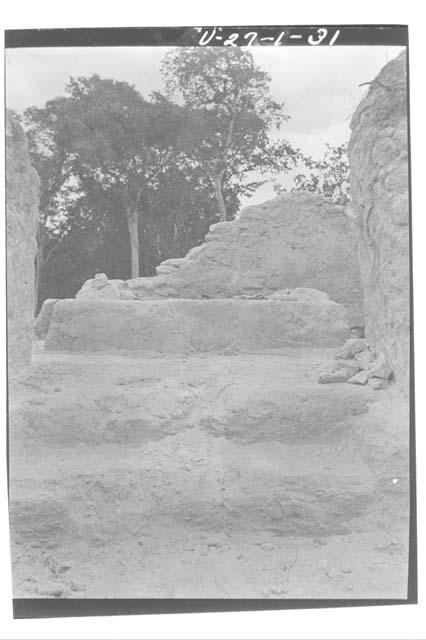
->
[4,25,414,615]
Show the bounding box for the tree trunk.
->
[34,224,45,315]
[127,209,140,278]
[213,173,227,222]
[212,101,236,223]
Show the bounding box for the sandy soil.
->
[8,346,409,599]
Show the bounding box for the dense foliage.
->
[285,143,350,204]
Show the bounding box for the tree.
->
[25,98,78,311]
[281,143,350,204]
[64,75,165,279]
[27,75,200,283]
[162,47,299,221]
[34,157,222,308]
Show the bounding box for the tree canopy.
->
[286,143,350,204]
[162,47,300,220]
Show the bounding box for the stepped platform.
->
[8,349,409,599]
[44,297,348,353]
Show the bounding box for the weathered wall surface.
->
[128,192,363,325]
[348,51,409,383]
[6,110,39,373]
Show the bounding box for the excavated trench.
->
[6,52,410,602]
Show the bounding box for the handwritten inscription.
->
[196,27,341,47]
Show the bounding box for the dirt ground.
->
[8,346,409,599]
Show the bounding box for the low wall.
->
[45,297,349,353]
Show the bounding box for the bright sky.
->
[6,45,403,205]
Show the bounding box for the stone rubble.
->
[76,273,136,301]
[318,337,393,389]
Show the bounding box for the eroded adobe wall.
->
[6,110,39,373]
[348,51,409,383]
[129,192,364,325]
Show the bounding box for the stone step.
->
[9,350,382,598]
[9,437,375,549]
[44,297,348,354]
[9,352,372,449]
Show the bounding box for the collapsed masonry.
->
[6,110,39,373]
[127,192,364,326]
